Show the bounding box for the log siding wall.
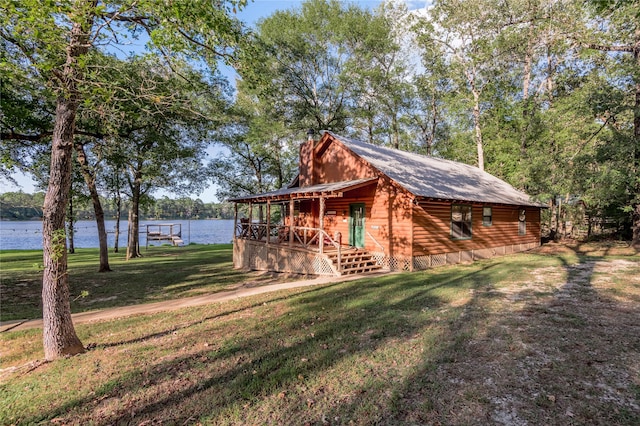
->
[314,137,378,185]
[307,136,415,257]
[319,179,414,258]
[303,137,542,261]
[413,200,541,256]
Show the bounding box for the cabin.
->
[230,131,545,276]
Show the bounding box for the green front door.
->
[349,203,365,248]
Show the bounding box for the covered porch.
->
[230,179,381,276]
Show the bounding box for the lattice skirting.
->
[234,239,335,276]
[235,240,540,275]
[371,241,541,272]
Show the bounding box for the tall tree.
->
[238,0,363,133]
[74,138,111,270]
[341,1,415,149]
[581,0,640,246]
[414,0,514,170]
[1,0,246,359]
[2,47,113,269]
[100,147,127,253]
[101,59,232,259]
[212,80,297,199]
[411,33,453,156]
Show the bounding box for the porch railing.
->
[235,222,279,241]
[235,222,342,272]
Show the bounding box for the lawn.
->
[0,244,299,322]
[1,241,639,425]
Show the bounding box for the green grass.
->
[0,244,289,322]
[1,245,639,425]
[0,263,482,424]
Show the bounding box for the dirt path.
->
[399,256,640,425]
[0,273,385,333]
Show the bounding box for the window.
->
[353,206,364,227]
[483,206,492,226]
[451,205,472,239]
[299,200,312,214]
[518,208,526,235]
[293,200,312,217]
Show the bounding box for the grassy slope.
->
[1,244,293,322]
[1,242,639,425]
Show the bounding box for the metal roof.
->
[326,131,546,207]
[228,178,377,203]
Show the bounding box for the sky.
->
[1,0,428,203]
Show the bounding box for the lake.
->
[0,219,235,250]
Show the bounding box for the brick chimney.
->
[299,129,315,187]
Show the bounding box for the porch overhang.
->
[228,178,378,203]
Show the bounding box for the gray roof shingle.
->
[327,131,545,207]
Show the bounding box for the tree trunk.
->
[561,194,570,239]
[632,38,640,248]
[42,97,85,359]
[419,123,430,156]
[428,96,438,156]
[557,197,563,240]
[522,18,535,102]
[472,89,484,171]
[392,114,400,150]
[545,44,555,105]
[520,26,534,157]
[41,13,93,359]
[549,196,558,241]
[633,204,640,248]
[66,193,75,254]
[126,178,142,259]
[114,190,121,253]
[75,142,111,272]
[367,104,374,145]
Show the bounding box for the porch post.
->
[319,196,325,254]
[266,200,271,247]
[233,203,238,239]
[249,202,253,239]
[410,198,414,272]
[289,198,294,247]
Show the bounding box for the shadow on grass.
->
[24,263,501,425]
[92,290,315,350]
[388,244,640,425]
[1,245,285,321]
[11,247,640,425]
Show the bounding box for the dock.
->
[145,223,183,248]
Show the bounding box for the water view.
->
[0,219,235,250]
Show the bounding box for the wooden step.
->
[340,268,382,275]
[326,251,371,260]
[340,265,382,275]
[323,247,383,276]
[335,259,373,264]
[342,261,379,269]
[330,251,381,275]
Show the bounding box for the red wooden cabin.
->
[231,131,545,276]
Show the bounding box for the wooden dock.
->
[145,223,183,247]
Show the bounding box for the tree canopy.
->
[1,0,248,359]
[226,0,639,245]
